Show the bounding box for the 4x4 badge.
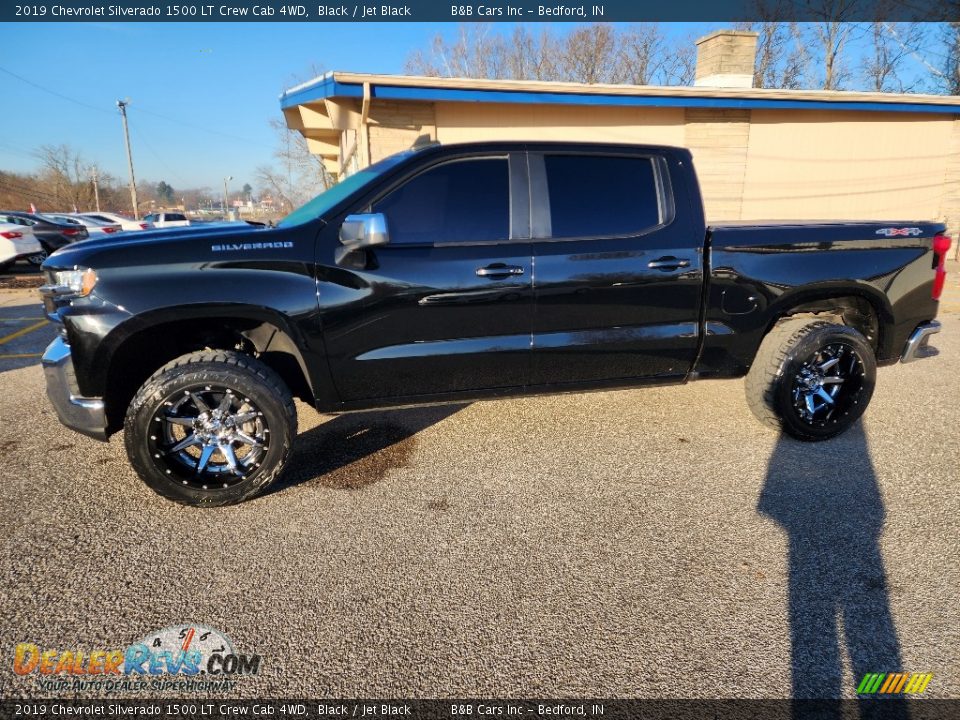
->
[876,227,922,236]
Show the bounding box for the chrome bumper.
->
[901,321,941,364]
[41,336,107,441]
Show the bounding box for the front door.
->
[321,152,534,403]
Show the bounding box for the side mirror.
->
[339,213,389,250]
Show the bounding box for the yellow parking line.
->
[0,352,41,359]
[0,319,48,345]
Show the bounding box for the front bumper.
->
[41,336,108,441]
[901,321,941,363]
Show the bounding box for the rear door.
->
[321,151,535,403]
[529,151,704,385]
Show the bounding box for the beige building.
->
[280,30,960,236]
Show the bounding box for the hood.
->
[67,221,268,250]
[43,222,276,270]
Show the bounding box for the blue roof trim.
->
[280,78,960,115]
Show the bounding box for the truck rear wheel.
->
[745,318,876,441]
[124,350,297,506]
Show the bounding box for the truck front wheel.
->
[745,319,877,441]
[124,350,297,506]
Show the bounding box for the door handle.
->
[647,257,691,271]
[476,263,525,277]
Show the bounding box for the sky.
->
[0,22,720,195]
[0,21,940,195]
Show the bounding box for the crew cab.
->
[39,142,951,506]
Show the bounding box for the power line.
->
[0,65,113,115]
[132,105,273,148]
[131,126,191,189]
[0,65,273,150]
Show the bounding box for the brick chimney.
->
[694,30,758,89]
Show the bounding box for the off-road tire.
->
[124,350,297,506]
[745,318,877,441]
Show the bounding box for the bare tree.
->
[557,24,623,84]
[34,144,97,210]
[737,20,807,88]
[506,26,560,81]
[256,117,331,212]
[405,23,696,87]
[406,24,511,79]
[616,24,669,85]
[941,22,960,95]
[863,22,928,92]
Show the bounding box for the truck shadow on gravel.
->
[267,404,468,495]
[759,421,909,718]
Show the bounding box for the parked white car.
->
[42,214,122,237]
[78,212,152,231]
[141,211,190,228]
[0,222,42,272]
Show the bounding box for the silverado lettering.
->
[211,241,295,252]
[38,142,951,506]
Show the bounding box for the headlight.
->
[54,268,98,297]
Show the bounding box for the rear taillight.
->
[932,234,951,300]
[139,223,149,230]
[0,231,23,239]
[102,227,117,233]
[62,228,80,237]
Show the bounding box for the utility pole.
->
[90,166,101,212]
[116,100,140,220]
[223,175,232,216]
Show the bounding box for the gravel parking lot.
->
[0,271,958,700]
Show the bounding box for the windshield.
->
[279,149,420,228]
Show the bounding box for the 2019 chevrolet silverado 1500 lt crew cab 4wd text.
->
[40,142,951,506]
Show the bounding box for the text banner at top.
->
[5,0,958,22]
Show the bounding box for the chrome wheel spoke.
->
[818,357,840,373]
[220,443,239,472]
[167,434,200,454]
[233,411,258,424]
[216,392,234,414]
[165,415,197,427]
[820,376,844,385]
[195,445,216,474]
[233,431,262,448]
[815,387,836,405]
[188,391,212,415]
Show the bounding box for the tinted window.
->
[373,158,510,245]
[143,214,156,222]
[167,213,186,221]
[544,155,660,238]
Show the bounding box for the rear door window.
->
[543,155,661,239]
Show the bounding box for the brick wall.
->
[366,100,437,163]
[695,31,758,82]
[940,116,960,244]
[684,108,751,221]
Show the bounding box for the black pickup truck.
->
[40,142,951,506]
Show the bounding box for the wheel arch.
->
[97,305,317,435]
[765,284,892,356]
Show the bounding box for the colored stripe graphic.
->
[880,674,898,693]
[858,672,933,695]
